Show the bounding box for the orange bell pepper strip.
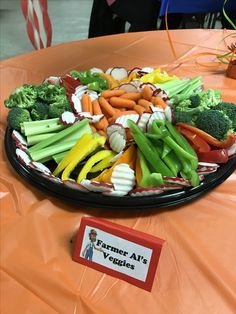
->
[176,123,236,149]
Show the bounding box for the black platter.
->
[4,127,236,210]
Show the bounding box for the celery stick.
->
[22,118,65,136]
[30,140,78,161]
[27,133,56,146]
[28,119,88,153]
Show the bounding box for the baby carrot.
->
[92,99,109,131]
[109,97,136,109]
[120,92,142,102]
[137,99,152,112]
[151,96,167,108]
[134,104,146,115]
[101,89,125,98]
[98,96,116,117]
[141,86,153,101]
[81,93,93,114]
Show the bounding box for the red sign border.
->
[72,217,165,291]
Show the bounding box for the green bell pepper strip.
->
[150,173,164,186]
[138,150,153,187]
[129,120,174,177]
[153,143,182,177]
[151,122,198,170]
[77,150,114,183]
[165,121,198,159]
[70,70,108,91]
[138,150,164,187]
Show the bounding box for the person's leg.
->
[110,0,161,32]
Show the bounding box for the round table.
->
[1,29,236,314]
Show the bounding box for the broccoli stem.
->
[28,119,89,154]
[22,118,65,136]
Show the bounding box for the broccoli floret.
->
[31,102,49,121]
[4,84,38,109]
[173,110,194,125]
[37,83,66,102]
[214,102,236,129]
[48,95,71,118]
[199,89,221,108]
[189,94,201,108]
[195,109,232,140]
[7,107,31,130]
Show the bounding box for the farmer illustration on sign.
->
[82,229,103,261]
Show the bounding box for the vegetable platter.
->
[4,66,236,209]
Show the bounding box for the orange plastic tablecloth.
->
[1,30,236,314]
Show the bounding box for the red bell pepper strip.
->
[176,123,236,149]
[197,149,229,163]
[176,126,211,153]
[60,75,81,95]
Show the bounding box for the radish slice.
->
[80,179,114,193]
[159,184,183,191]
[16,148,31,166]
[109,132,126,153]
[164,106,173,122]
[141,67,154,73]
[115,114,139,128]
[105,67,113,75]
[115,83,138,93]
[128,67,142,75]
[43,76,60,85]
[60,111,77,125]
[163,176,191,186]
[147,111,165,132]
[198,162,219,168]
[129,187,163,197]
[30,161,51,175]
[227,143,236,158]
[41,173,62,184]
[90,67,104,74]
[150,106,165,113]
[110,163,135,195]
[12,130,28,151]
[110,67,128,81]
[139,82,156,92]
[70,94,82,113]
[137,113,152,132]
[106,123,126,138]
[103,190,127,197]
[86,90,98,101]
[63,180,89,192]
[74,85,89,99]
[77,112,104,123]
[197,168,218,175]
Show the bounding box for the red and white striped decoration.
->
[21,0,52,50]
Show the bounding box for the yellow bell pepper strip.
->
[93,144,137,183]
[61,135,106,181]
[119,71,138,84]
[53,134,93,176]
[77,150,114,183]
[99,73,119,89]
[89,153,116,173]
[139,68,177,84]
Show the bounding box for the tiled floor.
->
[0,0,222,61]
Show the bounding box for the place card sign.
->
[72,217,165,291]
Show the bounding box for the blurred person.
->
[88,0,161,38]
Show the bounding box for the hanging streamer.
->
[21,0,52,50]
